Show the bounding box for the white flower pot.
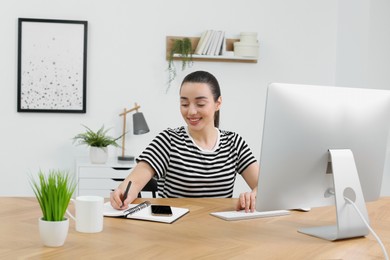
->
[39,218,69,247]
[89,146,108,164]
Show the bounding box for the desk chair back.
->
[138,178,158,198]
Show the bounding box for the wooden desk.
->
[0,197,389,259]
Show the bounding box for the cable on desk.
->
[344,197,389,260]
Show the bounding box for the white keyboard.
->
[210,209,290,221]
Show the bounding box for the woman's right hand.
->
[110,188,127,210]
[110,161,156,210]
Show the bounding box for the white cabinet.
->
[75,158,134,198]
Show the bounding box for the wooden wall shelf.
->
[166,36,258,63]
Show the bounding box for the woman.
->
[110,71,259,212]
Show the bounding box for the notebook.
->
[210,209,290,221]
[103,202,189,224]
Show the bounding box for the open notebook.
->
[104,202,189,224]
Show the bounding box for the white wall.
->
[1,0,389,196]
[335,0,390,195]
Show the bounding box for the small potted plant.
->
[29,169,76,247]
[167,37,193,91]
[73,125,122,164]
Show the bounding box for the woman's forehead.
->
[180,82,212,97]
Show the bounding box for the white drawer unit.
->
[75,157,135,198]
[78,167,130,179]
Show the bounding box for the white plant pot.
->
[89,146,108,164]
[39,218,69,247]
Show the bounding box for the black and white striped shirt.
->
[137,126,257,198]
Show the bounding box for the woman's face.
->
[180,82,221,132]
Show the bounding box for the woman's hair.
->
[180,71,221,128]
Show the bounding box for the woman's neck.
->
[187,126,218,151]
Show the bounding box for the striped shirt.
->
[137,126,257,198]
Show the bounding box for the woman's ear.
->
[215,96,222,111]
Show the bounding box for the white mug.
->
[67,196,104,233]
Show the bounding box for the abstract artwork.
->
[17,18,88,113]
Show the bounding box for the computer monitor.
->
[256,83,390,241]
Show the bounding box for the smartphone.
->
[151,205,173,216]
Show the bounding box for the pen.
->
[124,201,151,216]
[121,181,132,208]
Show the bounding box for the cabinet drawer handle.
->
[112,167,131,171]
[112,178,125,182]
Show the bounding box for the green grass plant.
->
[73,125,122,148]
[30,170,76,221]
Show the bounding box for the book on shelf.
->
[194,30,207,55]
[195,30,213,55]
[103,202,189,224]
[194,30,226,56]
[221,36,227,56]
[214,31,225,55]
[202,30,216,55]
[207,31,220,56]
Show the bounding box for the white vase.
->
[39,218,69,247]
[89,146,108,164]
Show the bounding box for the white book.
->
[207,31,220,56]
[214,31,225,55]
[104,202,189,224]
[196,30,212,55]
[194,30,207,55]
[221,37,227,56]
[202,30,215,55]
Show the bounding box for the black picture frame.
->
[17,18,88,113]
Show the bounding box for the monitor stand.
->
[298,149,370,241]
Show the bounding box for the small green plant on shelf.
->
[29,169,76,221]
[72,125,122,148]
[167,38,193,91]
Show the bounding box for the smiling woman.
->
[109,71,260,213]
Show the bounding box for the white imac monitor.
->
[256,83,390,241]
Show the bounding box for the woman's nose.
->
[188,104,197,115]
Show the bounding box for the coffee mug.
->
[67,195,104,233]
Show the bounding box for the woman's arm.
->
[110,161,155,209]
[236,162,259,212]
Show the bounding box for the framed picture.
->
[17,18,88,113]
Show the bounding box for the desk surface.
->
[0,197,389,259]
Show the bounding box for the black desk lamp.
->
[118,103,149,161]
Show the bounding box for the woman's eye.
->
[181,104,189,107]
[197,104,205,107]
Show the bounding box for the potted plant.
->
[167,38,193,91]
[73,125,122,164]
[29,169,76,247]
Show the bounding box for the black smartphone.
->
[151,205,173,216]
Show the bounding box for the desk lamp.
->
[118,103,149,161]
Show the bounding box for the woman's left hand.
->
[236,189,257,212]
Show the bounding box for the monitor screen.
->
[255,83,390,240]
